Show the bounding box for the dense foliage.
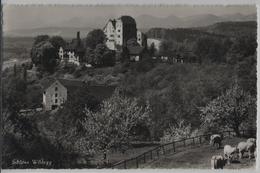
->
[80,91,151,164]
[200,84,256,136]
[3,21,257,168]
[85,44,115,67]
[30,35,66,73]
[84,29,106,49]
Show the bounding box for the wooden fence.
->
[111,129,256,169]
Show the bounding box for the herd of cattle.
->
[210,134,256,169]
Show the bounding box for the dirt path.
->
[142,137,255,169]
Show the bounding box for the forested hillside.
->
[2,20,257,168]
[146,21,256,42]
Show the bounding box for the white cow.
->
[224,145,238,164]
[237,141,255,159]
[247,138,256,145]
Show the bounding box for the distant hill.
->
[146,28,225,43]
[4,27,93,38]
[4,13,256,38]
[196,21,257,37]
[136,13,256,29]
[146,21,256,42]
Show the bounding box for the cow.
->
[247,138,256,145]
[237,141,255,159]
[224,145,238,164]
[210,134,223,149]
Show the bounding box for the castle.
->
[58,16,146,65]
[103,16,146,51]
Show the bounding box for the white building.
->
[42,78,116,111]
[59,32,85,66]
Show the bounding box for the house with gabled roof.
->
[59,31,85,66]
[42,78,115,111]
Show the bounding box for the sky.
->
[3,5,256,31]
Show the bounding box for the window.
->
[55,87,58,91]
[55,99,58,103]
[110,34,114,37]
[118,29,120,32]
[55,93,58,97]
[43,91,46,95]
[118,35,120,38]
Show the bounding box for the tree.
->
[58,86,100,132]
[85,29,106,49]
[49,36,66,50]
[23,66,27,81]
[33,35,50,45]
[193,37,230,63]
[13,63,17,77]
[200,84,256,136]
[88,44,115,67]
[2,77,39,139]
[31,41,57,73]
[160,120,195,143]
[126,38,139,47]
[149,43,156,56]
[49,36,67,57]
[81,91,151,164]
[226,35,257,64]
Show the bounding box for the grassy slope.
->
[142,137,255,169]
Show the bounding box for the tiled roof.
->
[58,78,85,90]
[41,78,57,91]
[42,78,116,100]
[87,85,116,101]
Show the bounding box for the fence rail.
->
[111,129,256,169]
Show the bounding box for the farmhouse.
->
[103,16,146,50]
[59,31,85,66]
[128,46,144,62]
[42,78,115,111]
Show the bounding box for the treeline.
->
[146,21,256,42]
[201,21,257,37]
[146,28,223,43]
[149,23,257,65]
[30,29,116,75]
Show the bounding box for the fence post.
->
[150,150,153,160]
[173,142,175,152]
[229,131,231,137]
[162,146,165,155]
[136,157,139,168]
[124,160,126,169]
[143,153,146,163]
[157,148,159,158]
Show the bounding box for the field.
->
[2,37,33,70]
[142,137,255,169]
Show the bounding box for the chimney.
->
[77,31,80,40]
